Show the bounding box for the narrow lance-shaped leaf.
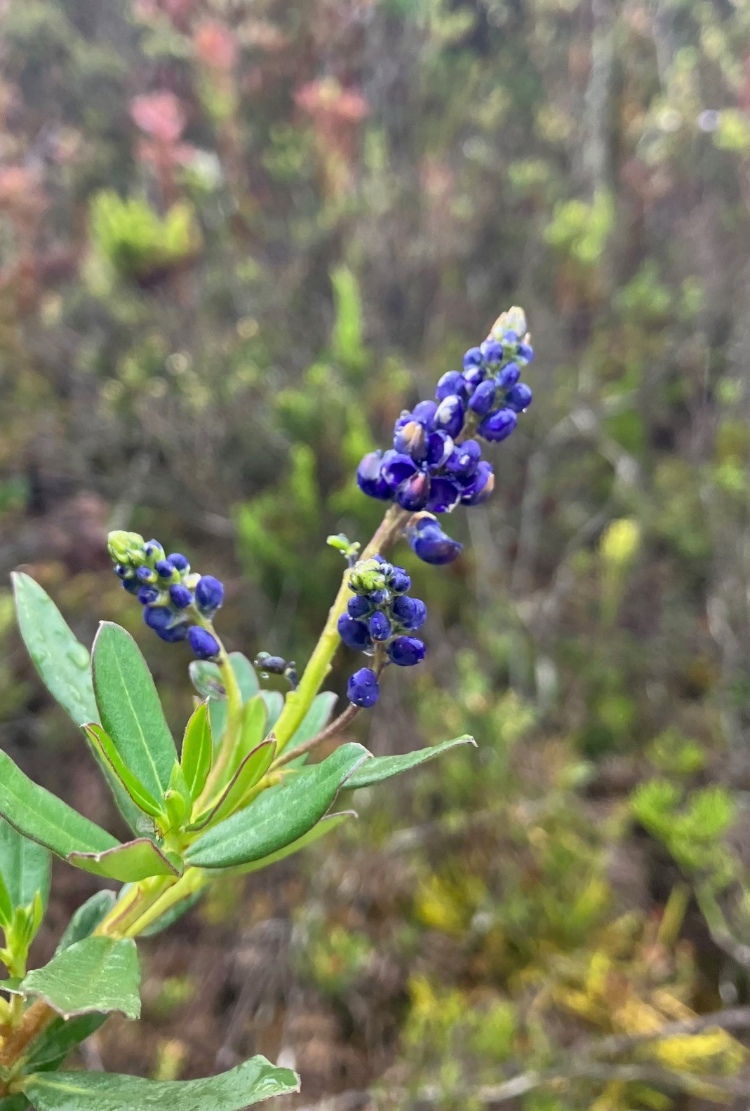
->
[344,735,477,791]
[189,740,275,831]
[260,690,283,731]
[69,839,182,883]
[24,1055,299,1111]
[92,622,177,800]
[20,935,141,1020]
[25,1014,107,1074]
[0,818,51,926]
[11,575,144,835]
[83,725,164,820]
[228,652,260,701]
[180,701,212,800]
[225,811,357,878]
[0,751,118,862]
[284,691,338,752]
[236,696,267,765]
[187,743,370,869]
[11,573,97,727]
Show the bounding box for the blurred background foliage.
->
[3,0,750,1107]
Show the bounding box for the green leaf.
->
[11,574,97,728]
[55,891,116,954]
[237,697,267,764]
[0,1095,29,1111]
[83,725,164,820]
[186,743,370,869]
[208,698,228,748]
[20,936,141,1020]
[24,1055,299,1111]
[0,818,51,924]
[69,839,182,882]
[92,623,177,800]
[188,660,224,701]
[11,577,145,835]
[344,735,477,791]
[180,703,212,800]
[25,1014,107,1073]
[226,812,356,877]
[189,741,275,831]
[260,691,283,730]
[228,652,260,701]
[0,751,118,862]
[285,692,338,752]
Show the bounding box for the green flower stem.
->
[274,505,410,754]
[195,620,244,805]
[120,868,207,939]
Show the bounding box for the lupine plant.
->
[0,307,533,1110]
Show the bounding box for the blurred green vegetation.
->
[3,0,750,1106]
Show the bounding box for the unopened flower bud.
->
[347,667,380,707]
[188,627,221,660]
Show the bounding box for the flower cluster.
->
[107,531,224,660]
[338,557,427,707]
[356,307,533,564]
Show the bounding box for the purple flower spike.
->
[143,606,188,643]
[497,362,521,389]
[436,370,469,403]
[468,378,497,416]
[446,439,481,481]
[396,471,430,511]
[478,408,517,442]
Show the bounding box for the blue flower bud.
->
[426,476,462,514]
[122,577,140,594]
[114,563,130,579]
[369,611,392,641]
[169,583,194,609]
[480,338,504,365]
[347,667,380,708]
[188,626,221,660]
[137,586,161,605]
[468,379,497,416]
[425,430,454,469]
[409,518,463,565]
[393,419,428,462]
[369,589,390,606]
[136,566,157,584]
[392,595,427,631]
[434,395,465,439]
[506,382,533,412]
[390,568,411,594]
[412,399,438,430]
[517,342,534,363]
[503,329,519,344]
[478,408,517,442]
[395,471,430,512]
[463,363,486,388]
[155,559,176,579]
[461,461,495,506]
[436,371,469,403]
[387,636,426,666]
[463,346,483,370]
[144,540,165,561]
[347,595,373,619]
[337,614,372,651]
[143,606,188,642]
[195,575,224,612]
[497,362,521,389]
[446,439,481,480]
[357,451,392,500]
[255,654,288,674]
[167,552,190,571]
[380,451,417,493]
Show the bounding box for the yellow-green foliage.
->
[90,191,200,280]
[544,190,614,266]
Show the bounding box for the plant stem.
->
[121,868,206,938]
[274,506,409,753]
[195,625,244,805]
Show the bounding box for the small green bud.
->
[107,530,146,565]
[349,557,387,594]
